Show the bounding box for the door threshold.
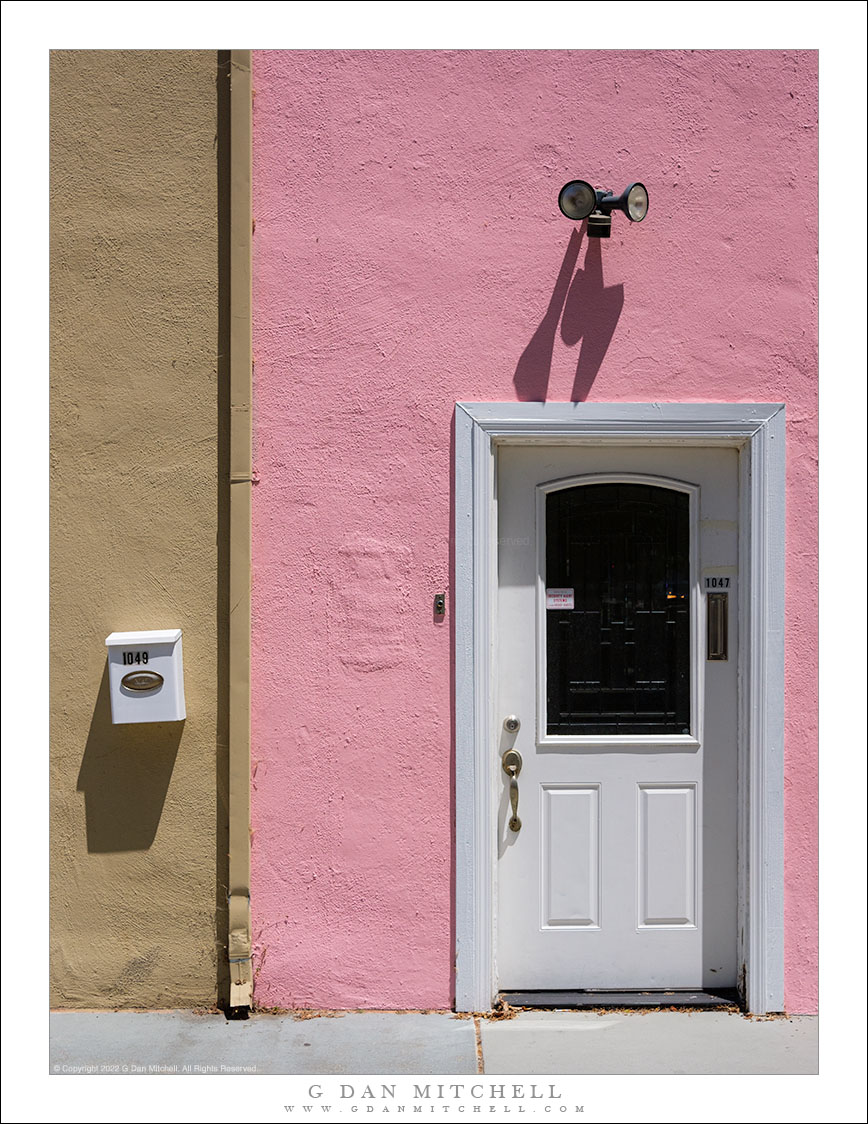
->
[499,989,741,1011]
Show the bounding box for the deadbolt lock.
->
[503,715,521,734]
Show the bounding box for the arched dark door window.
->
[546,482,690,736]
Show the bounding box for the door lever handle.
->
[502,749,523,832]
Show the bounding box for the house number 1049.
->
[122,651,149,665]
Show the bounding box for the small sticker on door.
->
[546,588,575,609]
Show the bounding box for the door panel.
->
[638,784,697,927]
[541,784,600,928]
[496,445,738,991]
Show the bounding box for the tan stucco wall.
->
[50,50,224,1007]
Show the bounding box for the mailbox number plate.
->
[122,651,149,665]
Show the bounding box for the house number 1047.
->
[705,577,731,589]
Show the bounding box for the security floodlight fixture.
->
[558,180,649,238]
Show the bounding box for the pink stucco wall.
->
[251,50,817,1012]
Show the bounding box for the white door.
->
[496,444,738,991]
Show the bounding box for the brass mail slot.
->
[121,670,164,692]
[707,592,728,661]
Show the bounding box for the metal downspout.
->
[227,48,253,1012]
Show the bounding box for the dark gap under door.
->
[499,989,741,1010]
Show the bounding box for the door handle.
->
[502,749,523,832]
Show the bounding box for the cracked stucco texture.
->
[50,51,221,1007]
[251,50,818,1013]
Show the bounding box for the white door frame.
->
[453,402,786,1014]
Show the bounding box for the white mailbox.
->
[105,629,186,724]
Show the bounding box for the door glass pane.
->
[546,483,690,736]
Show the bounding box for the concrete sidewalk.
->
[50,1008,817,1076]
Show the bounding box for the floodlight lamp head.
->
[557,180,597,222]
